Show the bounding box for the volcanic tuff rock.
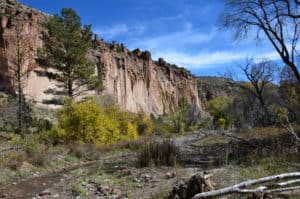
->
[0,0,204,115]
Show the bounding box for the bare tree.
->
[241,59,276,112]
[221,0,300,83]
[4,24,33,136]
[226,59,277,126]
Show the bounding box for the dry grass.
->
[137,140,181,167]
[195,126,300,147]
[194,134,233,147]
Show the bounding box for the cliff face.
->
[0,0,204,115]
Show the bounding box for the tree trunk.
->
[287,62,300,84]
[68,79,73,99]
[16,37,23,137]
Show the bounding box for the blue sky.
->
[19,0,281,77]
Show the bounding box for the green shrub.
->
[11,134,50,166]
[152,116,173,135]
[46,125,66,144]
[71,180,88,197]
[32,118,53,132]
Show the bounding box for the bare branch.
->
[221,0,300,83]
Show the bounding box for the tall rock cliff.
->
[0,0,204,115]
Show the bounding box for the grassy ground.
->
[195,126,300,147]
[0,133,149,189]
[1,127,299,198]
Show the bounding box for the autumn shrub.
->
[120,122,139,140]
[58,98,120,145]
[52,98,143,145]
[205,96,232,129]
[136,113,154,135]
[105,104,141,139]
[137,140,181,167]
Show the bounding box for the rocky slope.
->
[197,76,236,102]
[0,0,204,115]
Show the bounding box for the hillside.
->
[197,76,236,102]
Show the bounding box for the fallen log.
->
[265,186,300,194]
[0,147,22,155]
[192,172,300,199]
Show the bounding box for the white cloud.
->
[94,24,147,40]
[94,24,129,39]
[152,50,280,69]
[129,23,215,51]
[94,22,281,71]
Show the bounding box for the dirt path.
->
[0,154,130,199]
[0,132,208,199]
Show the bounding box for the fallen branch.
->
[0,147,22,155]
[192,172,300,199]
[277,179,300,186]
[283,122,300,143]
[265,186,300,194]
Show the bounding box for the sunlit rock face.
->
[92,39,203,115]
[0,0,205,115]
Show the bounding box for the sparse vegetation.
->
[71,179,88,197]
[137,140,181,167]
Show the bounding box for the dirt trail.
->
[3,173,61,199]
[0,154,129,199]
[0,133,206,199]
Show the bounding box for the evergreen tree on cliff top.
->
[37,8,102,99]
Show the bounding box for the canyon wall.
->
[0,0,204,115]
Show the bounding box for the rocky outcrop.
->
[0,0,204,115]
[197,76,237,102]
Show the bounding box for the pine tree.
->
[37,8,102,99]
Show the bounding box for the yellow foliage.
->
[205,96,232,116]
[122,122,139,140]
[58,98,121,145]
[54,98,144,145]
[272,105,288,122]
[136,114,154,135]
[205,96,232,129]
[217,118,226,129]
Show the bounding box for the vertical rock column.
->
[0,16,11,91]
